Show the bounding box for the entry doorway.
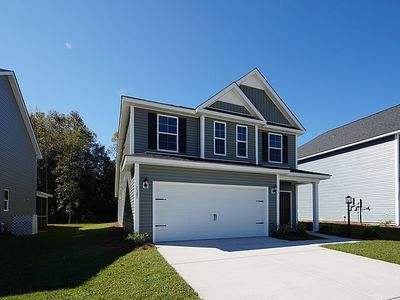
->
[280,191,292,227]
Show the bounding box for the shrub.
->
[277,224,290,234]
[126,232,149,247]
[363,226,378,239]
[380,220,394,227]
[319,224,332,234]
[297,223,307,236]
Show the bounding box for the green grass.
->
[0,223,198,299]
[323,240,400,265]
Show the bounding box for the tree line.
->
[30,111,116,223]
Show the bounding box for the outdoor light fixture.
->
[345,195,352,234]
[271,186,277,194]
[142,178,149,189]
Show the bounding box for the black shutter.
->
[148,112,157,150]
[262,132,268,162]
[178,117,187,153]
[283,135,288,164]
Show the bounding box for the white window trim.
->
[214,121,226,156]
[268,132,283,164]
[3,189,9,212]
[157,114,179,153]
[236,125,248,158]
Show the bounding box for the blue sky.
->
[1,1,399,148]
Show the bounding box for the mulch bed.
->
[272,232,324,241]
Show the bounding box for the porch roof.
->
[122,153,330,182]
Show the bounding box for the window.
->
[157,114,178,152]
[3,189,9,212]
[236,125,248,158]
[269,133,282,163]
[214,121,226,155]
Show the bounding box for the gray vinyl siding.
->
[0,76,37,230]
[258,129,296,169]
[298,137,397,224]
[138,165,277,240]
[240,85,292,126]
[205,117,256,163]
[208,101,251,116]
[134,108,200,157]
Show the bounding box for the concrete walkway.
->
[157,235,400,300]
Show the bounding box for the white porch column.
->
[200,115,205,159]
[312,182,319,232]
[276,174,280,228]
[255,125,259,165]
[133,163,140,232]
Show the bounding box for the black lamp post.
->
[345,195,352,234]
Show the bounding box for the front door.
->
[280,191,292,226]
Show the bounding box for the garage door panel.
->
[154,182,268,242]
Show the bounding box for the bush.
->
[319,224,333,234]
[363,226,378,239]
[297,223,307,236]
[126,232,149,247]
[277,224,290,234]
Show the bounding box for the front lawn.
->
[0,223,198,299]
[323,240,400,265]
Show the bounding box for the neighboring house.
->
[0,68,45,235]
[115,68,330,243]
[298,105,400,226]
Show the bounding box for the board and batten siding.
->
[0,76,37,230]
[138,165,277,240]
[239,85,292,126]
[298,137,397,224]
[204,117,256,163]
[258,129,296,169]
[134,108,200,157]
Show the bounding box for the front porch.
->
[278,172,326,232]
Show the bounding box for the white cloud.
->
[64,42,72,49]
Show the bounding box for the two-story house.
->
[0,68,47,235]
[115,69,330,243]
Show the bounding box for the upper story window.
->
[3,189,9,212]
[236,125,248,158]
[158,114,178,152]
[269,133,282,163]
[214,121,226,156]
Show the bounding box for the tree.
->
[30,110,116,223]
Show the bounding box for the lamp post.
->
[345,195,352,235]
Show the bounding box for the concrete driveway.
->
[157,235,400,300]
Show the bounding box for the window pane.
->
[215,139,225,154]
[4,190,8,200]
[4,200,8,211]
[159,133,177,151]
[237,126,246,141]
[215,123,225,138]
[269,134,282,148]
[159,116,177,134]
[237,141,247,157]
[270,148,282,162]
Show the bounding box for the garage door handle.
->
[155,224,167,227]
[155,198,167,201]
[256,222,264,225]
[256,200,264,203]
[213,214,217,221]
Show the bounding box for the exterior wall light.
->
[271,186,277,194]
[142,178,149,189]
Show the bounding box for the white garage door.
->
[153,182,268,242]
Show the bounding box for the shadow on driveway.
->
[157,233,357,252]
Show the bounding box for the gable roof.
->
[0,69,42,159]
[299,104,400,159]
[237,68,306,132]
[196,82,266,121]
